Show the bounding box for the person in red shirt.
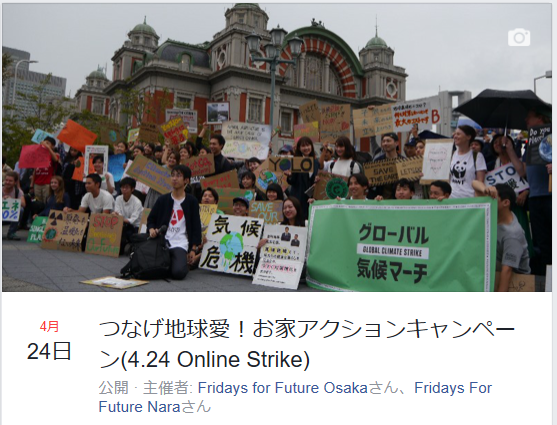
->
[31,137,59,203]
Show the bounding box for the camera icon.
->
[508,29,531,47]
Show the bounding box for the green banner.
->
[306,198,496,292]
[27,216,48,244]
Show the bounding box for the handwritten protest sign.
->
[420,139,453,184]
[199,214,264,276]
[526,124,552,165]
[266,156,314,174]
[31,129,56,144]
[495,272,536,292]
[300,100,320,124]
[353,108,376,139]
[214,188,254,214]
[101,123,121,145]
[391,99,438,132]
[294,122,319,143]
[85,213,124,257]
[249,201,283,224]
[160,117,186,145]
[108,154,126,182]
[253,224,308,290]
[84,145,108,177]
[139,208,151,234]
[128,128,140,145]
[372,104,395,135]
[396,156,423,181]
[165,109,198,133]
[222,141,269,160]
[139,122,160,144]
[57,120,97,153]
[201,170,240,191]
[486,163,530,194]
[41,210,89,253]
[19,144,52,169]
[2,198,21,222]
[314,171,349,200]
[181,154,215,177]
[27,216,48,244]
[221,122,271,160]
[126,155,172,194]
[320,104,351,144]
[200,204,218,236]
[123,161,150,195]
[254,160,289,193]
[364,159,399,186]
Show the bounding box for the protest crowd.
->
[2,98,551,292]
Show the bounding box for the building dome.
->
[132,17,157,36]
[232,3,261,9]
[365,35,388,48]
[88,67,108,80]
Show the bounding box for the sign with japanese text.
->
[485,163,530,194]
[2,198,21,222]
[526,124,551,165]
[200,169,239,190]
[294,122,319,144]
[253,259,303,290]
[160,117,187,145]
[85,213,124,257]
[495,272,536,292]
[320,104,351,144]
[313,171,349,200]
[127,128,140,145]
[254,160,289,193]
[108,154,127,182]
[372,104,395,135]
[31,129,56,144]
[214,188,254,214]
[181,154,215,177]
[27,216,48,244]
[300,100,320,124]
[353,108,377,139]
[200,204,218,237]
[100,123,122,145]
[41,210,89,253]
[139,121,160,144]
[391,99,439,132]
[84,145,108,177]
[306,198,497,292]
[396,156,423,181]
[420,139,453,184]
[364,159,399,186]
[249,201,283,225]
[57,119,97,153]
[199,214,264,276]
[18,144,52,169]
[125,155,172,194]
[165,109,198,133]
[266,156,314,174]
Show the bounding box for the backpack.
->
[120,232,171,280]
[330,159,363,176]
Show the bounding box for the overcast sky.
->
[2,3,552,104]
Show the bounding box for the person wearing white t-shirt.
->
[114,177,143,253]
[449,125,487,199]
[65,173,114,214]
[92,155,115,195]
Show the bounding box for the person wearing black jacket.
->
[195,122,233,176]
[147,165,202,280]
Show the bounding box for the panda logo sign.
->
[450,160,468,182]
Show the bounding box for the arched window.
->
[304,55,322,92]
[329,65,342,96]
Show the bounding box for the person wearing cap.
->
[232,197,249,216]
[278,145,294,155]
[404,139,418,158]
[470,137,484,155]
[319,144,334,170]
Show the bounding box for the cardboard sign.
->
[396,156,423,181]
[420,139,453,184]
[214,188,255,214]
[249,201,283,224]
[485,163,530,194]
[2,198,21,222]
[160,117,187,145]
[254,161,289,193]
[391,99,437,132]
[41,210,89,253]
[123,161,150,194]
[85,213,124,257]
[125,155,172,194]
[320,104,351,144]
[165,109,198,133]
[108,154,127,182]
[314,171,349,200]
[81,276,149,289]
[128,128,140,145]
[300,100,320,124]
[139,122,160,144]
[181,154,215,177]
[221,141,269,160]
[526,124,551,165]
[200,204,218,236]
[19,144,52,169]
[200,169,240,190]
[373,104,395,134]
[100,123,121,145]
[27,216,48,244]
[199,214,264,276]
[495,272,536,292]
[353,108,376,139]
[364,159,399,186]
[31,129,56,144]
[84,145,108,177]
[139,208,151,234]
[221,122,272,160]
[294,122,319,144]
[57,119,97,153]
[267,156,314,174]
[207,102,230,124]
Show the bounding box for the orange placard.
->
[57,120,97,153]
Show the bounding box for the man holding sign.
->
[196,122,234,176]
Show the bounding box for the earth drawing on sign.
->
[219,232,244,271]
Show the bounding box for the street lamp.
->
[534,70,552,94]
[246,26,304,144]
[11,59,38,118]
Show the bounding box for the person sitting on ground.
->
[64,173,114,214]
[92,155,115,195]
[265,183,284,202]
[232,197,249,217]
[429,180,452,201]
[472,181,530,292]
[33,176,70,218]
[113,177,143,254]
[147,165,202,280]
[2,171,26,240]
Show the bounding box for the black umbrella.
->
[418,130,451,139]
[454,89,552,131]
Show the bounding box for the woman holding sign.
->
[449,125,487,198]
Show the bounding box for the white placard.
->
[485,163,530,194]
[165,108,198,133]
[2,198,21,222]
[84,145,108,177]
[420,139,453,184]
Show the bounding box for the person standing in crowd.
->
[429,180,451,201]
[326,136,363,176]
[179,144,190,163]
[32,176,70,219]
[265,183,284,202]
[196,122,233,176]
[319,144,334,170]
[232,197,250,217]
[147,165,201,280]
[200,187,223,214]
[92,155,115,195]
[62,147,86,210]
[32,137,59,203]
[240,170,264,200]
[143,143,155,160]
[145,150,179,209]
[346,173,369,200]
[375,178,415,201]
[234,157,261,186]
[403,139,418,158]
[415,139,426,157]
[132,145,144,158]
[281,196,305,227]
[2,171,26,240]
[113,177,143,254]
[153,146,164,165]
[64,173,113,214]
[368,132,403,200]
[449,125,487,198]
[2,158,13,182]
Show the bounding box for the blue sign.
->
[32,129,56,144]
[108,154,126,182]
